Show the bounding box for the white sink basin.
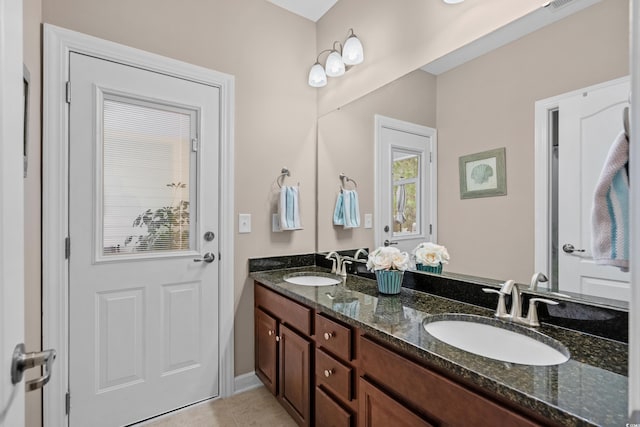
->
[423,314,569,366]
[284,273,341,286]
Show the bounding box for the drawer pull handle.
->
[268,330,274,336]
[275,336,280,342]
[324,369,334,378]
[323,332,334,340]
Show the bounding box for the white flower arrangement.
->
[413,242,450,267]
[366,246,410,271]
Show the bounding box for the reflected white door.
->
[0,0,24,424]
[69,52,220,426]
[376,115,437,254]
[558,78,630,301]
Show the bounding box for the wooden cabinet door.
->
[280,324,311,426]
[358,378,433,427]
[255,308,278,395]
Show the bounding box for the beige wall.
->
[436,0,628,283]
[316,0,541,116]
[24,0,42,424]
[317,70,437,252]
[41,0,317,381]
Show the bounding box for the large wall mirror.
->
[317,0,629,308]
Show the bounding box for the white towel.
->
[591,131,629,271]
[278,185,302,231]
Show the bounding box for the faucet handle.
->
[525,298,558,327]
[482,288,509,319]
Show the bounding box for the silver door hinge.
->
[65,81,71,104]
[429,224,433,234]
[429,152,432,162]
[65,392,71,415]
[65,237,70,259]
[191,138,199,152]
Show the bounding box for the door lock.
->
[11,343,56,391]
[384,240,398,247]
[203,231,215,242]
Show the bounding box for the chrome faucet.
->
[325,252,342,275]
[483,279,558,327]
[500,279,523,319]
[353,248,369,262]
[529,272,549,291]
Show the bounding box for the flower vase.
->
[375,270,404,295]
[416,262,443,274]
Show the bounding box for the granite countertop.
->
[250,266,628,427]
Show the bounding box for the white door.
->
[68,52,220,426]
[0,0,24,425]
[375,115,437,254]
[558,78,630,301]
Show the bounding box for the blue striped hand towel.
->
[591,131,629,271]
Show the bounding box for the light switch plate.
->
[364,213,373,229]
[239,214,251,233]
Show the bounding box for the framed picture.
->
[458,147,506,199]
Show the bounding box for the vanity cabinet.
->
[254,280,550,427]
[255,284,312,426]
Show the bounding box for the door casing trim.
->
[43,24,235,427]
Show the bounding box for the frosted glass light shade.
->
[443,0,464,3]
[342,35,364,65]
[325,51,345,77]
[308,63,327,87]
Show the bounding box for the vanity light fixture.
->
[308,28,364,88]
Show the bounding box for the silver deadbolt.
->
[204,231,215,242]
[562,243,585,254]
[11,343,56,391]
[383,225,390,232]
[193,252,215,263]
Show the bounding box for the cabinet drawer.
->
[360,337,541,427]
[316,348,352,402]
[316,387,353,427]
[316,313,352,360]
[255,283,311,335]
[358,378,433,427]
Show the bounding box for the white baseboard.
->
[234,371,263,394]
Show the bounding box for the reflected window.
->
[392,150,420,236]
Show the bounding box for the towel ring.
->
[277,167,290,188]
[339,173,358,190]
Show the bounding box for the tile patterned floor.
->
[140,386,298,427]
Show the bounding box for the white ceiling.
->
[266,0,339,22]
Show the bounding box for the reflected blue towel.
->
[591,131,629,271]
[343,190,361,228]
[333,192,345,225]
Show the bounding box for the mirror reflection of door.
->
[538,77,630,302]
[375,115,437,254]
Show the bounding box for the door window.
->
[101,96,197,257]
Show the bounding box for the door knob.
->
[384,240,398,247]
[11,343,56,391]
[562,244,585,254]
[193,252,215,263]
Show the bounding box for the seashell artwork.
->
[470,163,494,184]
